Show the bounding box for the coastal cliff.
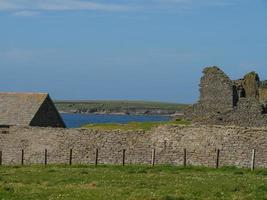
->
[55,100,188,116]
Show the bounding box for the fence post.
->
[69,149,73,166]
[183,149,187,167]
[122,149,126,166]
[216,149,220,169]
[251,149,256,171]
[0,151,2,166]
[95,148,98,166]
[151,149,156,167]
[21,149,24,165]
[44,149,48,166]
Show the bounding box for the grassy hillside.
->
[0,165,266,200]
[55,100,189,115]
[83,119,191,131]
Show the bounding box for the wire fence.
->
[0,148,259,171]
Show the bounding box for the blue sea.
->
[61,113,171,128]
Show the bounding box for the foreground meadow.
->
[0,165,266,200]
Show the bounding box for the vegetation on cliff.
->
[0,165,266,200]
[55,100,189,115]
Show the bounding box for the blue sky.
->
[1,0,267,103]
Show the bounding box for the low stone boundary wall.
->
[0,125,266,168]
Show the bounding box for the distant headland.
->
[54,100,188,116]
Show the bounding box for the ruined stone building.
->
[0,93,65,128]
[185,67,267,127]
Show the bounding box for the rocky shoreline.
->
[59,109,184,117]
[55,101,188,117]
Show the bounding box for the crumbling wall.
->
[243,72,260,99]
[199,67,236,112]
[185,67,236,121]
[224,98,267,127]
[259,88,267,103]
[185,66,267,127]
[234,79,246,99]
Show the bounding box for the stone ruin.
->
[185,66,267,127]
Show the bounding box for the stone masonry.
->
[0,93,65,128]
[0,125,266,168]
[185,66,267,127]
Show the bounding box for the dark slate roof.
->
[0,92,48,126]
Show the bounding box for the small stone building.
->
[185,66,267,127]
[0,92,65,128]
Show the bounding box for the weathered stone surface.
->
[199,67,236,112]
[0,93,65,128]
[185,67,267,127]
[243,72,260,99]
[259,87,267,103]
[234,79,246,98]
[0,125,266,168]
[185,67,236,121]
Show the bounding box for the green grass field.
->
[0,165,266,200]
[83,119,191,131]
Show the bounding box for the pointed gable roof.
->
[0,92,48,126]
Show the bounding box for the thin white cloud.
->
[0,1,20,10]
[13,10,40,16]
[0,49,35,62]
[155,0,238,8]
[0,0,239,15]
[0,0,133,12]
[0,48,65,63]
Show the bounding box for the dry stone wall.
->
[0,125,266,168]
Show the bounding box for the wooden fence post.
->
[183,149,187,167]
[122,149,126,166]
[69,149,73,166]
[44,149,48,166]
[0,151,2,166]
[216,149,220,169]
[21,149,24,165]
[95,148,98,166]
[251,149,256,171]
[151,149,156,167]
